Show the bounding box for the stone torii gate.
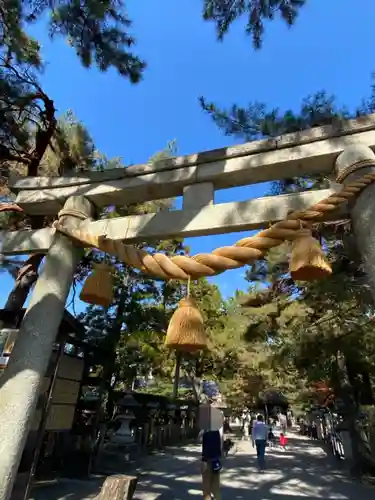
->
[2,114,375,499]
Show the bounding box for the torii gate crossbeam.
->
[4,114,375,257]
[9,113,375,216]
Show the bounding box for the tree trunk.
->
[2,254,45,325]
[191,377,202,403]
[184,366,202,404]
[1,173,51,326]
[104,296,128,418]
[172,351,182,399]
[1,210,46,328]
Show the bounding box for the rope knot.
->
[336,158,375,184]
[57,208,90,221]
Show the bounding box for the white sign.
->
[198,403,224,431]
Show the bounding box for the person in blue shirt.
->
[201,429,222,500]
[252,414,268,471]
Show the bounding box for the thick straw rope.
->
[52,171,375,280]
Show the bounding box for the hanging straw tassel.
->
[289,230,332,281]
[165,297,207,352]
[80,262,114,308]
[165,278,207,353]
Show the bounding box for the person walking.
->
[201,429,222,500]
[252,414,268,472]
[279,412,287,434]
[279,433,288,450]
[242,413,250,440]
[267,423,275,448]
[311,422,318,440]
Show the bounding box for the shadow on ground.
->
[30,435,375,500]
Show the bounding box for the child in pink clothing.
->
[279,433,288,450]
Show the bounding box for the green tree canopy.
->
[202,0,306,49]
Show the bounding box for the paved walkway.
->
[30,433,375,500]
[133,433,374,500]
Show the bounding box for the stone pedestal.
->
[109,414,136,446]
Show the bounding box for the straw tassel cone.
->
[80,262,114,308]
[165,297,207,353]
[289,234,332,281]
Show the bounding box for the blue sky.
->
[2,0,375,311]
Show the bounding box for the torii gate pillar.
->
[335,145,375,300]
[0,196,94,500]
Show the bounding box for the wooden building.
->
[0,309,109,498]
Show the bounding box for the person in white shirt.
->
[242,413,250,440]
[252,414,268,471]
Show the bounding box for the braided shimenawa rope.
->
[52,170,375,280]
